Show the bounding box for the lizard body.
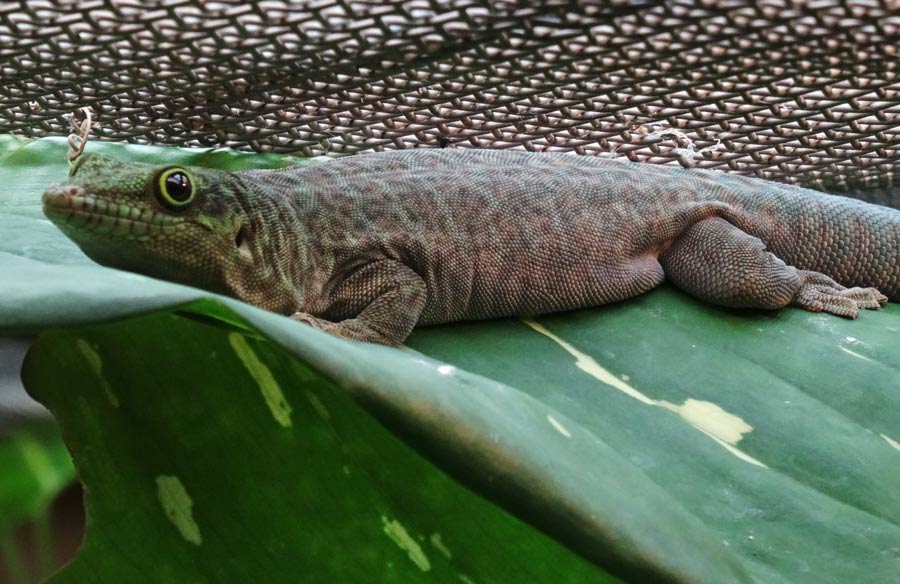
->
[43,148,897,345]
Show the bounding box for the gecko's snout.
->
[42,182,83,210]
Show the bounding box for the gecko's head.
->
[43,154,259,297]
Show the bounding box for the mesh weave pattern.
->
[2,0,899,199]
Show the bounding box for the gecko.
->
[42,148,898,346]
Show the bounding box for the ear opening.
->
[235,223,253,260]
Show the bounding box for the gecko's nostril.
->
[42,183,81,208]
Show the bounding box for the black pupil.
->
[165,172,192,202]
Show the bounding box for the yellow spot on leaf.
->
[382,516,430,572]
[657,399,751,446]
[229,333,292,428]
[546,414,572,438]
[522,320,654,405]
[881,434,900,452]
[523,319,767,468]
[430,532,452,559]
[840,337,876,362]
[76,339,119,407]
[305,390,330,421]
[839,346,872,362]
[156,475,202,545]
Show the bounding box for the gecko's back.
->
[237,149,724,322]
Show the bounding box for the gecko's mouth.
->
[43,183,183,239]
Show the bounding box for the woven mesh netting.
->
[1,0,899,201]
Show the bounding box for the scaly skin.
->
[43,149,896,345]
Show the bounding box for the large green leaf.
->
[2,136,899,583]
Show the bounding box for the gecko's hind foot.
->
[792,271,888,318]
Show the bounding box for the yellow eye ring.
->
[156,167,196,210]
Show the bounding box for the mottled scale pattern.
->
[44,149,900,345]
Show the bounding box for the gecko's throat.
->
[42,183,183,240]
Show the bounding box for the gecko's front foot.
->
[792,271,888,318]
[290,312,352,339]
[290,312,398,346]
[290,312,330,329]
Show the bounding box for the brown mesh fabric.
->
[2,1,899,202]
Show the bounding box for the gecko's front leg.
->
[291,260,427,346]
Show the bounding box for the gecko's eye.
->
[155,168,196,210]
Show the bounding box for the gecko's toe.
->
[840,287,888,309]
[792,279,889,318]
[814,292,860,319]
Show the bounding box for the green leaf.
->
[25,308,623,583]
[0,420,76,584]
[2,136,900,583]
[0,421,73,529]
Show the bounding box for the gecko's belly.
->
[416,252,666,325]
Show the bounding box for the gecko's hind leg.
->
[659,217,887,318]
